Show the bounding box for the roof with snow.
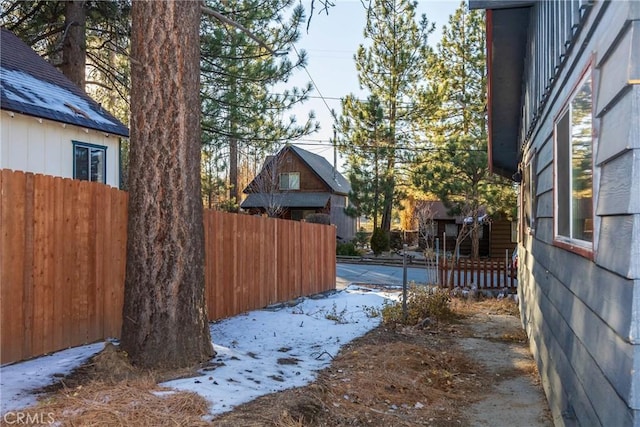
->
[0,28,129,137]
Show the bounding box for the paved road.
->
[336,262,435,289]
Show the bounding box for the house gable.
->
[241,145,355,240]
[243,145,351,196]
[279,148,330,192]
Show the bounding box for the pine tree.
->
[412,2,516,259]
[121,0,213,369]
[200,0,318,210]
[339,95,389,230]
[339,0,434,232]
[1,0,131,106]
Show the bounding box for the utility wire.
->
[277,15,338,124]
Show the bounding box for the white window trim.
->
[553,65,596,255]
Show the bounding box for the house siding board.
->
[521,268,597,426]
[596,20,639,117]
[503,1,640,424]
[532,236,634,342]
[598,150,640,216]
[632,323,640,408]
[536,135,554,173]
[1,113,120,188]
[536,163,553,196]
[539,263,636,415]
[330,194,355,241]
[524,239,639,422]
[597,86,639,165]
[598,215,640,279]
[536,190,553,219]
[534,217,553,245]
[522,268,621,426]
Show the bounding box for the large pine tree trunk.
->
[61,0,86,90]
[121,0,214,369]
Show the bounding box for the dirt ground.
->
[211,298,552,427]
[22,297,552,427]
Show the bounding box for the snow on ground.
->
[0,343,105,413]
[0,286,397,417]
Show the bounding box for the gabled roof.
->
[287,145,351,195]
[0,28,129,137]
[243,145,351,196]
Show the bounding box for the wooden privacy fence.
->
[438,258,517,290]
[203,209,336,320]
[1,170,336,364]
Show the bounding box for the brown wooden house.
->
[241,145,356,241]
[418,201,516,258]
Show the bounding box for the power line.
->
[292,139,487,153]
[277,14,338,124]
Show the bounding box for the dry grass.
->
[28,378,210,427]
[212,323,490,427]
[11,296,532,427]
[452,295,520,317]
[15,342,211,427]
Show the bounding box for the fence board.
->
[22,173,35,359]
[1,170,336,364]
[31,174,47,356]
[1,170,26,363]
[439,258,517,290]
[52,177,65,353]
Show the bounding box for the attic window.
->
[279,172,300,190]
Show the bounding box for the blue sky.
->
[284,0,463,170]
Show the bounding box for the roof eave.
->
[476,5,531,179]
[1,103,129,137]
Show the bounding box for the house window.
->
[73,141,106,184]
[279,172,300,190]
[511,221,518,243]
[554,70,593,246]
[523,149,537,239]
[445,223,458,237]
[291,209,315,221]
[424,222,437,237]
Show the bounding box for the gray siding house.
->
[470,1,640,425]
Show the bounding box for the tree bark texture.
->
[122,0,214,369]
[61,0,86,90]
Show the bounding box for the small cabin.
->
[241,145,356,241]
